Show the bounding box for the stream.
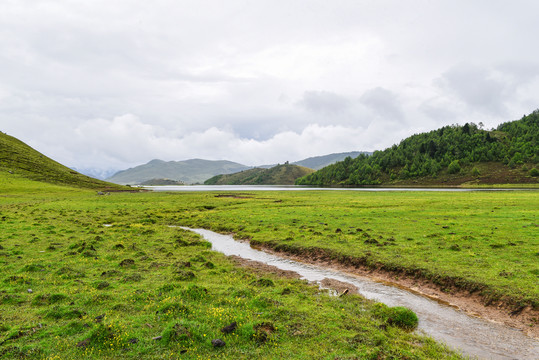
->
[183,227,539,360]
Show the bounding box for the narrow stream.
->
[184,227,539,360]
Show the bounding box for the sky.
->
[1,0,538,177]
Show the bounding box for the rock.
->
[128,338,138,344]
[94,314,105,323]
[27,289,33,293]
[221,322,237,334]
[211,338,226,347]
[152,336,162,341]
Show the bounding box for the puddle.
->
[184,227,539,360]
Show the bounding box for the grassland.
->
[0,132,128,191]
[0,174,464,359]
[181,190,538,311]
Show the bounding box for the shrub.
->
[447,160,461,174]
[529,168,539,177]
[372,303,418,330]
[388,306,419,330]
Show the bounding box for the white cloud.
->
[58,115,377,167]
[0,1,538,173]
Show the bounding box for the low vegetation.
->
[0,174,464,359]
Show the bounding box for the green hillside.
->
[107,159,250,185]
[0,131,127,190]
[205,164,314,185]
[297,111,539,186]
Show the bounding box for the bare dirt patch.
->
[228,255,300,279]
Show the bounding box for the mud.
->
[255,243,538,339]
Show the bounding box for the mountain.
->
[293,151,370,170]
[204,164,315,185]
[0,131,127,190]
[257,151,370,170]
[74,167,119,180]
[296,111,539,186]
[106,159,250,185]
[139,178,185,186]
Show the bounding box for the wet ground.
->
[185,227,539,360]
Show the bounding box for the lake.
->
[142,185,521,192]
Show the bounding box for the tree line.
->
[296,110,539,185]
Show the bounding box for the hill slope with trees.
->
[0,131,127,190]
[205,164,314,185]
[297,111,539,186]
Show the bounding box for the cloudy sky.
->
[1,1,538,176]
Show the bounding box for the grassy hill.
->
[107,159,250,185]
[297,111,539,186]
[0,132,127,191]
[204,164,314,185]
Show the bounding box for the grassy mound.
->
[0,131,127,190]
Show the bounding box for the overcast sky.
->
[1,1,538,175]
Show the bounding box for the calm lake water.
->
[142,185,520,192]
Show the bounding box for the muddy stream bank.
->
[183,227,538,360]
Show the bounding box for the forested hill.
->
[296,111,539,186]
[205,164,314,185]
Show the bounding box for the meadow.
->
[179,189,538,310]
[0,175,465,359]
[0,174,536,358]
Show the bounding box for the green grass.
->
[0,132,128,191]
[0,175,463,359]
[175,190,539,310]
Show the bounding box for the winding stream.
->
[184,227,539,360]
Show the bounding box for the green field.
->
[0,175,465,359]
[180,190,538,309]
[2,174,538,359]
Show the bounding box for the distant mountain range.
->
[105,151,370,185]
[73,167,118,180]
[106,159,250,185]
[260,151,369,170]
